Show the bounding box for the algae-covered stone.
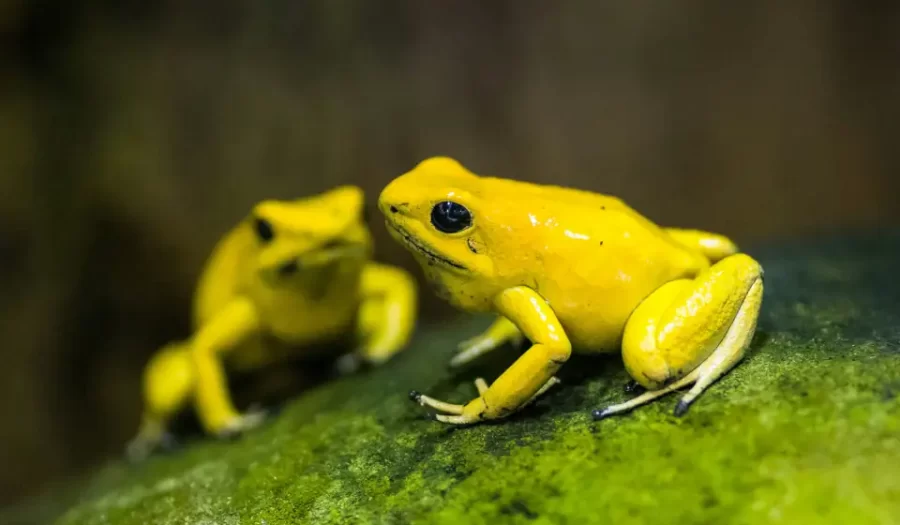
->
[5,231,900,524]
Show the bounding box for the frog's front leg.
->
[449,316,523,368]
[593,253,763,420]
[340,263,417,374]
[411,286,569,424]
[126,341,194,461]
[192,298,266,436]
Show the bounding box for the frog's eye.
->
[430,201,472,234]
[254,217,275,242]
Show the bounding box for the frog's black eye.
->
[254,217,274,242]
[430,201,472,234]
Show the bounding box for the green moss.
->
[5,231,900,524]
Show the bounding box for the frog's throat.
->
[385,221,467,272]
[305,243,368,264]
[264,244,367,277]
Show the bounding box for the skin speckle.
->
[467,238,479,254]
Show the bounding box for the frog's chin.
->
[298,244,368,267]
[384,220,469,274]
[258,245,367,281]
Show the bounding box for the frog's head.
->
[249,185,372,282]
[378,157,496,286]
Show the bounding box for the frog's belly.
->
[226,309,357,372]
[226,328,354,372]
[220,296,358,372]
[266,302,358,347]
[545,287,652,354]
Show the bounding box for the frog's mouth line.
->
[385,221,467,271]
[267,243,367,277]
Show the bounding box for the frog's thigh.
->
[449,316,523,368]
[596,253,763,419]
[356,263,418,365]
[664,228,739,262]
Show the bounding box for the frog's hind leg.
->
[593,253,763,420]
[126,341,195,461]
[664,228,739,263]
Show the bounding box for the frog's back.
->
[481,177,708,352]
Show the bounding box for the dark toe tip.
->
[623,380,645,394]
[408,390,421,402]
[591,409,608,421]
[673,400,691,417]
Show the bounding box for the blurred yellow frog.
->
[127,186,417,459]
[379,157,763,425]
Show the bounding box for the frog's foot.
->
[125,419,179,462]
[335,340,405,377]
[449,316,522,368]
[126,436,158,463]
[623,380,645,395]
[334,351,365,376]
[593,253,764,421]
[215,408,268,439]
[593,369,701,420]
[410,376,560,424]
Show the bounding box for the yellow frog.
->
[127,186,417,459]
[379,157,763,425]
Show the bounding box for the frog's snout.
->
[376,178,410,218]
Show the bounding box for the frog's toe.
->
[125,419,174,462]
[673,399,692,417]
[125,432,176,463]
[125,438,156,463]
[591,402,632,421]
[334,352,364,376]
[623,380,645,394]
[449,337,492,368]
[434,413,479,425]
[216,409,268,439]
[157,431,181,452]
[411,392,465,415]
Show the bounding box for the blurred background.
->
[1,0,899,507]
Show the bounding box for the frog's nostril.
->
[390,205,399,214]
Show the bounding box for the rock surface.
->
[4,231,900,524]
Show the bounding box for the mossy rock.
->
[6,231,900,525]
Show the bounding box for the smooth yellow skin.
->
[379,157,763,425]
[127,186,417,459]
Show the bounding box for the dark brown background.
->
[1,0,898,506]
